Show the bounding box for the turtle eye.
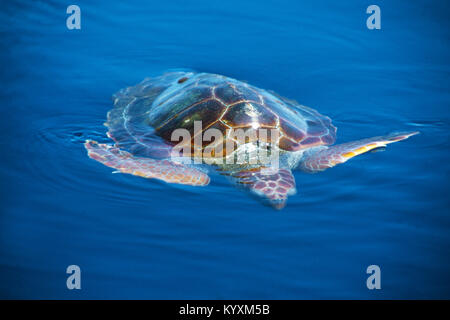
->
[177,77,188,84]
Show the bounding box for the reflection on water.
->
[0,0,449,299]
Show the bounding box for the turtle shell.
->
[105,72,336,158]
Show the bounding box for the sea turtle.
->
[85,71,418,209]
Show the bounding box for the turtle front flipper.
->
[230,168,297,210]
[299,131,419,173]
[85,140,210,186]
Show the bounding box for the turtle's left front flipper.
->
[85,140,210,186]
[300,131,419,173]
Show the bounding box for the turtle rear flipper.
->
[299,131,419,173]
[85,140,210,186]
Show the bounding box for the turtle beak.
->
[270,199,287,210]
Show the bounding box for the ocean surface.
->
[0,0,449,299]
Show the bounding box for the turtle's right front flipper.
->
[299,131,419,173]
[85,140,210,186]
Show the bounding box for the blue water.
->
[0,0,449,299]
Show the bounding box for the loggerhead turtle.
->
[85,72,418,209]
